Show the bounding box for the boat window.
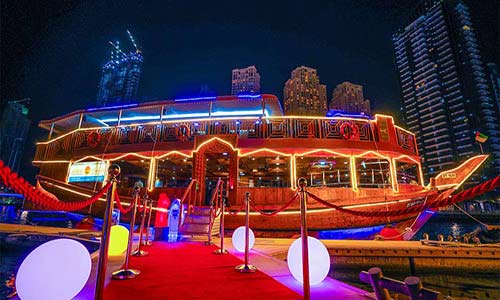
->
[155,156,193,188]
[238,156,291,187]
[117,158,151,191]
[355,158,391,188]
[395,160,420,185]
[295,156,351,187]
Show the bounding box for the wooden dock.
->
[248,238,500,273]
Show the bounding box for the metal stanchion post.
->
[94,164,120,300]
[235,192,257,272]
[214,193,228,255]
[143,199,153,246]
[132,195,148,257]
[204,199,214,246]
[112,181,142,279]
[298,178,311,300]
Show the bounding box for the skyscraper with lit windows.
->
[283,66,327,116]
[330,82,371,115]
[393,0,500,181]
[0,100,30,173]
[96,39,143,107]
[231,66,261,95]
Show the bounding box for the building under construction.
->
[96,30,143,107]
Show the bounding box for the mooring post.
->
[404,276,423,300]
[368,267,390,300]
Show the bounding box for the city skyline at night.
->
[1,0,498,179]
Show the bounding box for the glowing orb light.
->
[287,236,330,285]
[108,224,129,256]
[231,226,255,252]
[16,238,91,300]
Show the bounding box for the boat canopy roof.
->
[39,94,284,133]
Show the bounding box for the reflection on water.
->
[332,266,499,300]
[422,272,499,300]
[332,215,500,300]
[0,232,99,299]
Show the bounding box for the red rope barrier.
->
[306,176,500,218]
[250,193,299,216]
[229,203,246,215]
[0,159,112,211]
[113,191,134,214]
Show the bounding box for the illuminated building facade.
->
[284,66,327,116]
[487,63,500,113]
[96,42,143,107]
[231,66,261,95]
[330,82,371,115]
[393,0,500,181]
[0,101,30,173]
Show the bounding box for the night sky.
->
[1,0,499,179]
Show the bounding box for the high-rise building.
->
[0,100,30,173]
[393,0,500,181]
[486,63,500,113]
[231,66,261,95]
[283,66,327,116]
[97,34,143,107]
[330,82,371,115]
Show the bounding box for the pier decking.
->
[250,238,500,272]
[3,224,499,299]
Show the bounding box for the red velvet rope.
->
[306,175,500,218]
[137,202,147,213]
[229,203,246,215]
[113,191,135,214]
[0,159,112,211]
[249,193,299,216]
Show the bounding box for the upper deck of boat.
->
[33,94,418,163]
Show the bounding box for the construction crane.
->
[126,29,141,53]
[108,40,126,57]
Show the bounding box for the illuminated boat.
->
[31,94,489,239]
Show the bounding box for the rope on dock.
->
[249,193,300,216]
[0,159,112,211]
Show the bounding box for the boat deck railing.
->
[34,116,418,161]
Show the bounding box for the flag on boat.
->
[475,132,488,143]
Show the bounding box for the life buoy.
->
[175,125,190,141]
[87,131,101,147]
[340,122,358,140]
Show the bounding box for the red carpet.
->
[104,242,302,300]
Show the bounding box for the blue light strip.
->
[100,109,269,123]
[174,96,217,102]
[211,109,269,117]
[237,94,262,99]
[87,103,139,111]
[0,193,24,199]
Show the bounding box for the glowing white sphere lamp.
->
[16,238,92,300]
[108,224,129,256]
[287,236,330,285]
[231,226,255,252]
